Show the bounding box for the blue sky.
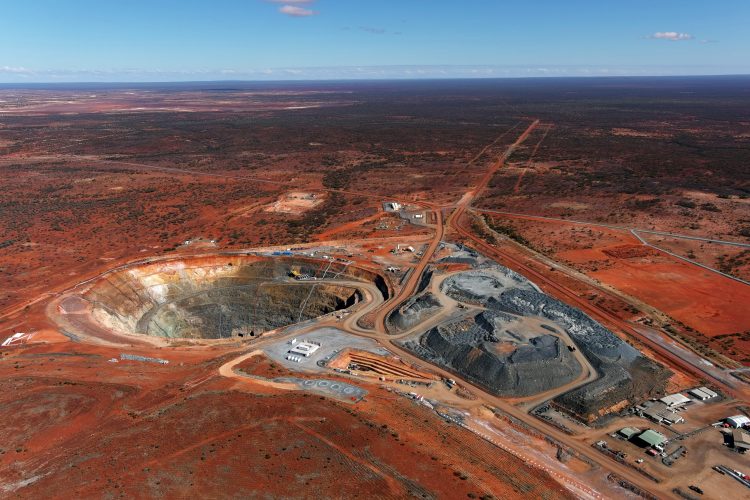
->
[1,0,748,81]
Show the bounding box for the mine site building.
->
[617,427,641,440]
[662,413,684,425]
[633,429,667,450]
[289,342,321,357]
[641,401,683,425]
[732,430,750,453]
[643,409,664,424]
[659,393,692,408]
[699,386,718,398]
[688,388,713,401]
[726,415,750,428]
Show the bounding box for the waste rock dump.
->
[403,265,671,416]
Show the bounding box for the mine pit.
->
[78,256,381,340]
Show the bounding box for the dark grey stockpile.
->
[388,292,443,332]
[404,266,671,420]
[404,310,581,397]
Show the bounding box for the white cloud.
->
[279,5,316,16]
[0,66,33,74]
[265,0,318,17]
[649,31,694,41]
[358,26,402,35]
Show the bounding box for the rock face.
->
[85,257,364,339]
[434,266,671,420]
[405,310,581,397]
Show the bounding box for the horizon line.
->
[2,72,750,86]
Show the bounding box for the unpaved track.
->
[467,120,540,204]
[513,123,551,194]
[368,120,539,336]
[367,329,664,498]
[218,350,298,390]
[373,209,444,334]
[0,155,441,210]
[475,208,750,286]
[475,208,750,248]
[441,126,747,399]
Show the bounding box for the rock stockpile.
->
[404,309,581,396]
[388,292,443,333]
[405,265,671,418]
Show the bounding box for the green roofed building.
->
[634,429,667,449]
[618,427,641,440]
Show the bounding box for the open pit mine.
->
[53,255,388,345]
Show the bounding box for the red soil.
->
[0,337,570,498]
[602,244,660,259]
[483,213,750,362]
[235,353,295,379]
[593,261,750,337]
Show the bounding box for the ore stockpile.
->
[403,265,671,417]
[406,310,580,397]
[388,292,443,332]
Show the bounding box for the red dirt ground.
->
[0,338,571,498]
[637,233,750,282]
[483,214,750,359]
[3,82,749,496]
[593,261,750,337]
[235,352,296,379]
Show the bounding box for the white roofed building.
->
[289,342,321,357]
[726,415,750,428]
[699,386,718,398]
[659,393,691,408]
[688,388,711,400]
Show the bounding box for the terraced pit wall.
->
[84,256,384,340]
